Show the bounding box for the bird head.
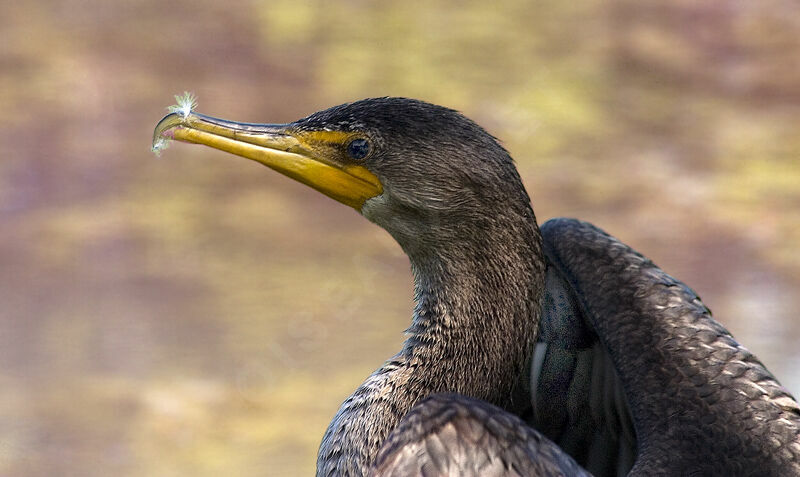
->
[153,97,532,257]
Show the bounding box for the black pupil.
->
[347,138,370,159]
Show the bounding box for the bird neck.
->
[317,208,545,476]
[404,239,543,404]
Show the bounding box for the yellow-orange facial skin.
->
[153,111,383,210]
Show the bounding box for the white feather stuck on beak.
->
[168,91,197,119]
[152,92,197,156]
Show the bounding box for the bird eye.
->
[346,138,370,160]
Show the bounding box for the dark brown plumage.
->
[153,97,800,477]
[371,393,591,477]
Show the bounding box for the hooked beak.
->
[152,108,383,210]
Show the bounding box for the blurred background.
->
[1,0,799,475]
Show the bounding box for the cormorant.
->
[152,96,800,476]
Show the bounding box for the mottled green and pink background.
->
[1,1,799,475]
